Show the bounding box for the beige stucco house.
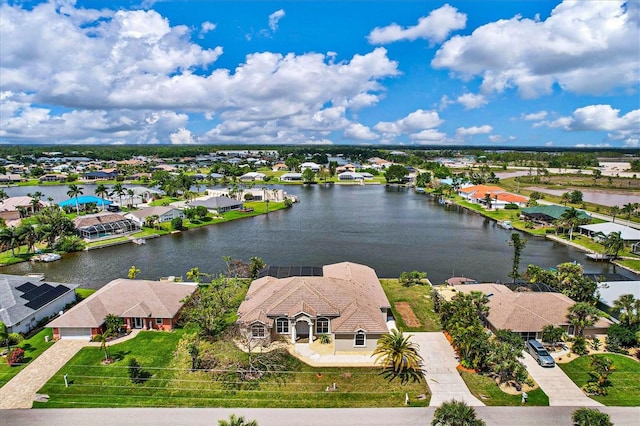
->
[237,262,392,353]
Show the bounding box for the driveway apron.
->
[521,352,603,406]
[410,332,484,407]
[0,339,86,409]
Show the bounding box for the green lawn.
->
[0,328,55,388]
[75,288,97,300]
[559,354,640,406]
[380,279,441,332]
[34,330,430,408]
[459,371,549,406]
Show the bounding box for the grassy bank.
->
[34,330,430,408]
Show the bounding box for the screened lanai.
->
[73,213,139,240]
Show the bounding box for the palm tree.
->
[609,205,620,223]
[372,328,424,384]
[27,191,43,214]
[482,192,493,209]
[602,231,624,259]
[16,223,38,254]
[218,414,258,426]
[561,192,572,206]
[560,207,584,241]
[612,294,638,327]
[0,189,8,201]
[431,400,486,426]
[0,227,19,256]
[111,183,125,209]
[66,184,84,214]
[94,184,109,211]
[127,189,135,208]
[622,203,635,219]
[567,302,600,337]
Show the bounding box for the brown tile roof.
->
[454,284,612,332]
[238,262,390,334]
[48,279,197,328]
[73,213,129,229]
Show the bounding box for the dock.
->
[585,253,612,261]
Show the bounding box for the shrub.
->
[572,336,588,355]
[581,381,608,396]
[525,221,534,229]
[572,408,613,426]
[54,235,85,252]
[171,217,183,230]
[607,323,637,348]
[128,357,144,384]
[7,348,25,366]
[319,334,331,344]
[504,203,519,210]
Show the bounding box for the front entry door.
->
[134,317,143,329]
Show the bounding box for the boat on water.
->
[497,220,514,230]
[33,253,62,262]
[132,238,146,245]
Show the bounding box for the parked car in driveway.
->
[526,339,555,367]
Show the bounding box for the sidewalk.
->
[0,339,86,409]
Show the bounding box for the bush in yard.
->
[607,323,638,348]
[128,357,145,384]
[7,348,25,366]
[572,408,612,426]
[572,336,588,356]
[171,217,183,230]
[504,203,519,210]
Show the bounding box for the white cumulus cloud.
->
[432,0,639,97]
[368,4,466,44]
[199,21,216,38]
[457,93,487,109]
[344,123,378,140]
[455,125,493,137]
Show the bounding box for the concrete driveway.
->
[410,332,484,407]
[521,351,602,406]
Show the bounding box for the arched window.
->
[316,318,329,334]
[354,330,366,347]
[276,318,289,334]
[251,325,266,338]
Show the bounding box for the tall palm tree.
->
[603,231,625,259]
[111,183,125,208]
[127,189,135,208]
[560,207,583,241]
[218,414,258,426]
[66,184,84,214]
[0,226,19,256]
[372,328,424,384]
[431,400,486,426]
[94,184,109,211]
[609,205,620,223]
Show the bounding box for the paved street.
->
[411,332,484,407]
[3,407,639,426]
[521,351,602,407]
[0,339,86,409]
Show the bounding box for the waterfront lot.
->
[559,354,640,407]
[380,279,441,332]
[34,331,430,408]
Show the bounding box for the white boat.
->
[36,253,61,262]
[132,238,146,245]
[497,220,514,230]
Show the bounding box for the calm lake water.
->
[3,184,635,288]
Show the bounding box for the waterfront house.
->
[237,262,392,353]
[48,279,196,340]
[240,172,266,181]
[0,174,22,183]
[82,170,118,181]
[338,171,365,181]
[38,173,67,183]
[125,206,184,227]
[0,196,47,216]
[188,197,243,214]
[438,283,612,340]
[73,212,139,240]
[578,222,640,244]
[521,205,591,226]
[300,162,321,172]
[280,172,303,182]
[0,274,78,335]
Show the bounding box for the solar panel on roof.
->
[20,283,54,301]
[25,285,70,310]
[257,265,324,279]
[301,266,312,276]
[16,282,37,294]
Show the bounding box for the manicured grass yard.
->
[380,279,441,332]
[459,371,549,406]
[34,330,430,408]
[0,328,54,388]
[559,354,640,406]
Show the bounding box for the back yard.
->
[380,279,441,332]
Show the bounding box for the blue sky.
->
[0,0,638,147]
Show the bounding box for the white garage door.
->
[59,327,92,340]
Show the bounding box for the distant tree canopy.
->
[384,164,409,183]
